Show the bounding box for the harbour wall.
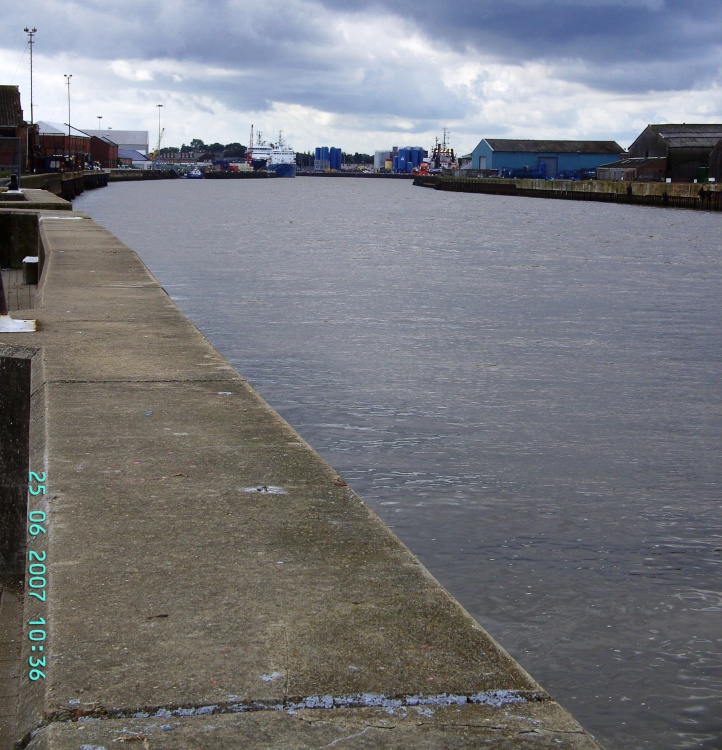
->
[415,175,722,210]
[0,194,603,748]
[297,172,414,178]
[18,172,108,201]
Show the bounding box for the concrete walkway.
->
[1,202,603,748]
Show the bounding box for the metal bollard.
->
[8,173,20,191]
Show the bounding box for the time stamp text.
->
[27,470,48,680]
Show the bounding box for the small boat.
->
[186,168,204,179]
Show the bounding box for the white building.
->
[81,129,149,155]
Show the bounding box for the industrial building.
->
[118,149,150,169]
[470,139,623,178]
[81,128,149,155]
[393,147,426,173]
[627,124,722,180]
[314,146,342,171]
[374,149,395,172]
[710,139,722,182]
[595,157,667,182]
[36,121,91,171]
[0,85,29,174]
[33,122,124,170]
[373,146,427,173]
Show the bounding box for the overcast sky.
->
[3,0,721,155]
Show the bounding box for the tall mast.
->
[24,27,37,125]
[247,124,254,164]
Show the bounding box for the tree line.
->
[159,139,373,165]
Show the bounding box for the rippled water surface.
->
[75,178,721,750]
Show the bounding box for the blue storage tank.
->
[321,146,330,162]
[315,147,321,161]
[393,156,399,172]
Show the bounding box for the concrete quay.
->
[1,196,603,748]
[416,174,722,210]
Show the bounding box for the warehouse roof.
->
[646,124,722,149]
[597,156,667,169]
[119,148,149,161]
[82,129,148,145]
[484,139,623,154]
[37,121,90,139]
[0,85,23,128]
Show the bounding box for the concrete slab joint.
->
[1,193,603,749]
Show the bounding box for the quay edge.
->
[415,174,722,210]
[1,194,604,749]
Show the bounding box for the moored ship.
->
[247,126,296,177]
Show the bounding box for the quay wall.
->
[297,172,414,178]
[18,172,108,201]
[416,175,722,210]
[106,169,178,183]
[0,195,603,748]
[13,170,173,200]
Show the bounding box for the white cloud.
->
[108,61,154,83]
[2,1,720,154]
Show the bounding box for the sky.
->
[2,0,721,156]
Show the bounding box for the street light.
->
[156,104,163,162]
[97,115,102,130]
[64,74,72,162]
[24,27,37,126]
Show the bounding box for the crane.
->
[150,127,165,160]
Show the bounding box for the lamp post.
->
[97,115,102,130]
[64,74,72,164]
[24,28,37,126]
[156,104,163,164]
[24,27,37,173]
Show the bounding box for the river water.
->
[74,178,721,750]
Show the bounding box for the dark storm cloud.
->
[4,0,719,150]
[316,0,722,93]
[8,1,720,102]
[9,1,330,71]
[6,0,467,121]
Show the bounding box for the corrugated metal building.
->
[87,136,119,168]
[628,124,722,180]
[595,157,667,182]
[81,129,149,154]
[470,139,623,177]
[36,121,91,170]
[710,139,722,182]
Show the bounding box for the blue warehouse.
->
[470,139,623,179]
